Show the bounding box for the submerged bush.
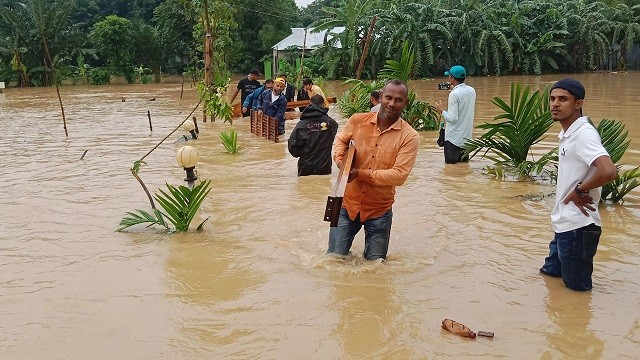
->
[89,67,111,85]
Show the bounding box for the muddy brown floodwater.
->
[1,73,639,359]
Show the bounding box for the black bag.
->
[437,127,445,147]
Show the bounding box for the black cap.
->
[551,78,585,100]
[250,68,261,75]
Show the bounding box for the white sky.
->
[294,0,315,8]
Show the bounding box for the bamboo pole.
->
[41,36,68,137]
[355,16,377,80]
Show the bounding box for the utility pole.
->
[202,0,213,122]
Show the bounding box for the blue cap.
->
[444,65,466,78]
[551,78,585,100]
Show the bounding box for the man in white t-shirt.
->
[539,78,617,291]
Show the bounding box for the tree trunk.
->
[355,16,377,80]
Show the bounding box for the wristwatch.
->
[574,182,589,198]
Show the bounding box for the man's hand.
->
[435,99,445,114]
[347,169,358,182]
[563,191,596,216]
[242,106,247,114]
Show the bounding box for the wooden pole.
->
[192,116,199,134]
[147,110,153,131]
[297,28,307,88]
[203,33,212,123]
[355,16,377,80]
[41,35,68,137]
[180,73,185,99]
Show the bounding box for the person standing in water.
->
[327,79,419,260]
[539,78,617,291]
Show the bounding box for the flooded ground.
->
[1,73,639,359]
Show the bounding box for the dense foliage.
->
[1,0,639,86]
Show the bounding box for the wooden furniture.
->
[249,110,280,143]
[232,96,337,118]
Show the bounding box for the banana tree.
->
[310,0,374,78]
[610,4,640,70]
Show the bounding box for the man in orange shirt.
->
[328,79,419,260]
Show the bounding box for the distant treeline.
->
[0,0,638,86]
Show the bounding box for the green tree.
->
[130,19,160,80]
[563,0,612,71]
[376,3,450,78]
[153,0,194,74]
[91,15,135,82]
[610,3,640,70]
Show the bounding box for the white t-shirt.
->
[551,116,610,233]
[370,103,381,112]
[271,91,280,103]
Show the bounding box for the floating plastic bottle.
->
[441,319,476,338]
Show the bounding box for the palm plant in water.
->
[118,180,211,233]
[595,119,640,203]
[464,82,555,180]
[219,128,242,154]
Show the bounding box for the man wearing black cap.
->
[539,78,617,291]
[435,65,476,164]
[230,68,261,117]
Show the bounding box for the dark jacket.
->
[259,89,287,124]
[284,82,296,102]
[288,105,338,176]
[297,88,310,112]
[243,84,267,110]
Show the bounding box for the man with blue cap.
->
[539,78,617,291]
[435,65,476,164]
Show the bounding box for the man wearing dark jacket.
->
[288,95,338,176]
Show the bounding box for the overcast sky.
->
[294,0,315,8]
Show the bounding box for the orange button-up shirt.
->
[333,112,419,222]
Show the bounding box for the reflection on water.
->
[0,73,639,359]
[541,276,604,359]
[330,271,408,359]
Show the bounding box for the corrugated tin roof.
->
[272,27,345,50]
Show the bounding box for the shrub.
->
[89,67,111,85]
